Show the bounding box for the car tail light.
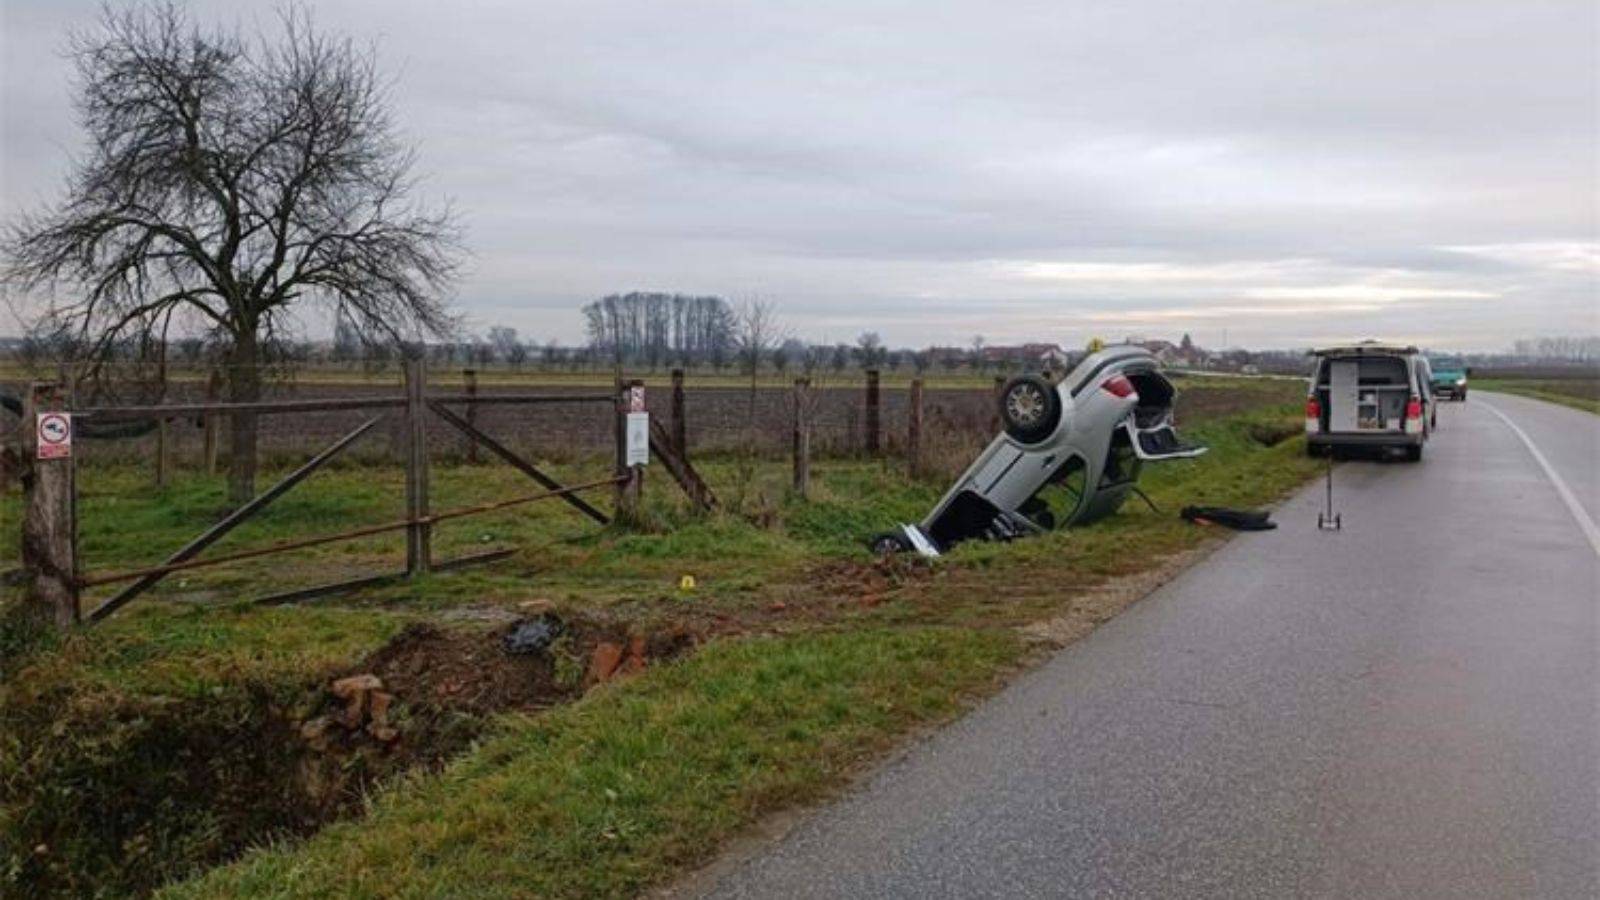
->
[1405,397,1422,419]
[1101,374,1136,398]
[1305,397,1321,419]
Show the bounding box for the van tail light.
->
[1101,374,1136,398]
[1405,397,1422,420]
[1305,396,1322,434]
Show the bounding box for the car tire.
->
[868,531,911,556]
[1405,445,1423,462]
[999,375,1062,444]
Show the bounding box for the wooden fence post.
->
[462,368,479,464]
[21,382,79,628]
[203,369,221,476]
[991,375,1006,432]
[155,417,171,488]
[792,377,811,497]
[907,378,924,479]
[614,379,644,524]
[864,369,881,456]
[404,359,431,574]
[671,367,687,454]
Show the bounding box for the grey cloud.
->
[3,0,1595,349]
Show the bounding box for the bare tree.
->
[487,325,521,367]
[969,334,988,373]
[733,298,783,421]
[2,3,459,504]
[854,331,885,370]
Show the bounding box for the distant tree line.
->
[1511,336,1600,363]
[582,292,737,370]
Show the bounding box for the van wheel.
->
[1405,445,1423,462]
[999,375,1062,444]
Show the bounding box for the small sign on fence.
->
[36,412,72,460]
[626,412,650,466]
[628,384,647,413]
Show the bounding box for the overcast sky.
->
[3,0,1596,350]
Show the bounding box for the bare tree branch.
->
[2,1,460,503]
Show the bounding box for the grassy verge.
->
[1475,378,1600,415]
[2,384,1316,898]
[165,628,1022,899]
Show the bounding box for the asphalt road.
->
[699,393,1600,899]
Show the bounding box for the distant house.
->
[1133,339,1181,365]
[982,342,1069,370]
[924,346,969,367]
[1132,337,1209,368]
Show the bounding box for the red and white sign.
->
[628,385,646,413]
[36,412,72,460]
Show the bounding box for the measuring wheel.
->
[1316,447,1341,530]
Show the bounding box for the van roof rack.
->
[1310,340,1419,356]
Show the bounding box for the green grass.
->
[0,603,410,897]
[1475,378,1600,415]
[164,627,1022,900]
[2,384,1316,898]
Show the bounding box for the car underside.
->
[875,346,1205,556]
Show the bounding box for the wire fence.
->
[1,365,1001,470]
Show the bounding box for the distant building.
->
[983,342,1069,369]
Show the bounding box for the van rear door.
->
[1320,355,1410,434]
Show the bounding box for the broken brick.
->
[587,642,625,684]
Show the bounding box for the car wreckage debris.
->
[1179,506,1277,531]
[502,613,566,656]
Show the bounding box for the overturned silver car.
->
[876,346,1206,556]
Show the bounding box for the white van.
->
[1305,342,1435,461]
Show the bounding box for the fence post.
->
[404,359,431,574]
[614,379,644,524]
[671,367,687,454]
[155,417,172,488]
[792,377,811,497]
[864,369,881,456]
[21,382,79,628]
[462,368,479,464]
[203,369,221,476]
[907,378,924,479]
[991,375,1006,432]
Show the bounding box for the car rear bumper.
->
[1308,431,1423,449]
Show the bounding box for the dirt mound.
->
[359,621,573,716]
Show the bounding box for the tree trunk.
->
[226,330,261,506]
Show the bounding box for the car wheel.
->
[1405,445,1423,462]
[999,375,1062,444]
[868,531,911,556]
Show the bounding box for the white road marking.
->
[1479,400,1600,559]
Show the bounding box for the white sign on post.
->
[625,412,650,466]
[628,385,646,413]
[36,412,72,460]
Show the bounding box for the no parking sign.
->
[36,412,72,460]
